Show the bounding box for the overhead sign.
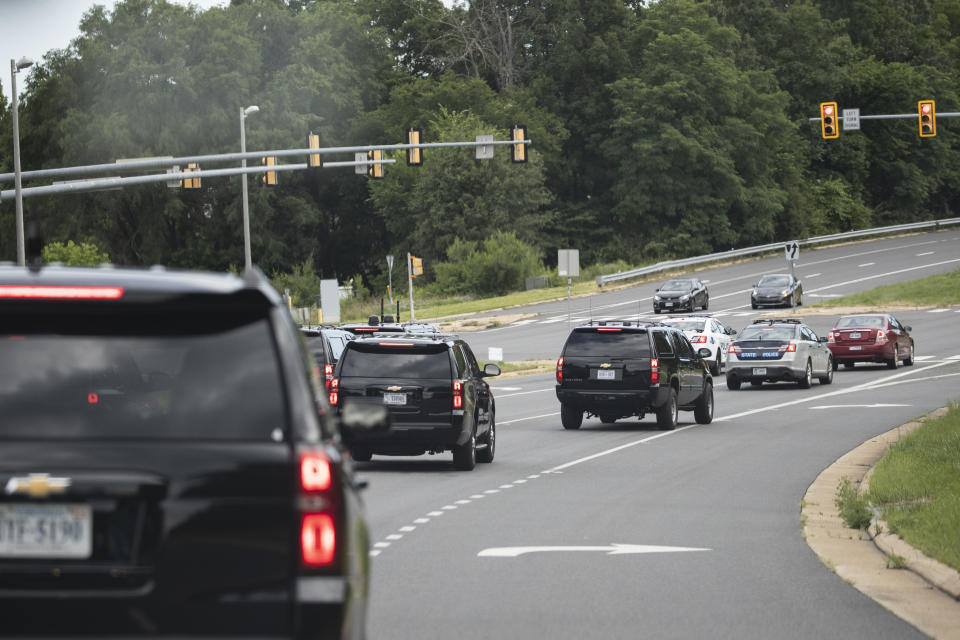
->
[478,543,712,558]
[785,241,800,261]
[842,108,860,130]
[476,135,494,159]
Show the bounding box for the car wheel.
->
[656,387,678,430]
[561,404,583,430]
[709,353,721,377]
[477,411,495,463]
[798,360,813,388]
[726,376,741,390]
[653,308,660,315]
[843,362,855,370]
[832,357,839,371]
[904,344,915,366]
[818,358,834,385]
[788,295,796,308]
[350,448,372,463]
[751,302,758,310]
[887,351,901,369]
[452,430,477,470]
[694,381,713,424]
[703,295,710,311]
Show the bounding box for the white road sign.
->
[842,108,860,131]
[785,241,800,261]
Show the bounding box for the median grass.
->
[810,267,960,309]
[867,402,960,572]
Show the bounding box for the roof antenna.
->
[26,221,43,272]
[589,297,593,323]
[637,299,641,325]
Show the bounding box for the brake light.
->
[301,452,332,491]
[778,343,798,353]
[324,364,334,389]
[329,377,339,406]
[597,328,622,332]
[301,514,336,566]
[650,357,659,384]
[828,331,835,343]
[0,285,124,300]
[556,356,564,384]
[453,380,462,409]
[728,345,741,354]
[380,342,415,346]
[689,335,708,344]
[875,331,888,344]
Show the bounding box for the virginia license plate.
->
[383,393,407,405]
[0,504,92,559]
[752,368,767,376]
[664,302,673,307]
[597,369,616,380]
[849,346,862,351]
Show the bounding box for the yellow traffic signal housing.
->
[407,128,423,166]
[411,256,423,277]
[819,102,839,139]
[261,156,278,186]
[368,149,384,179]
[511,125,527,163]
[181,162,201,189]
[307,132,321,168]
[918,100,936,137]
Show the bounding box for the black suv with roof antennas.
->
[331,332,499,470]
[555,321,715,430]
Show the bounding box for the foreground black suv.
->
[0,264,387,638]
[332,333,500,470]
[555,322,714,430]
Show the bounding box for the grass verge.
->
[836,477,873,530]
[480,359,555,377]
[808,267,960,309]
[868,402,960,572]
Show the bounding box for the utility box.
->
[525,275,548,290]
[319,279,341,323]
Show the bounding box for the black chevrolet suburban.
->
[555,322,714,430]
[331,333,500,470]
[0,263,387,638]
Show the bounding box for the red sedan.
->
[827,314,915,370]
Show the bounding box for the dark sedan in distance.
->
[653,278,709,313]
[751,273,803,309]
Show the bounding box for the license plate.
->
[850,332,861,339]
[597,369,616,380]
[849,346,862,351]
[0,504,92,559]
[383,392,407,406]
[664,302,673,307]
[752,368,767,376]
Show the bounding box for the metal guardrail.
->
[595,217,960,286]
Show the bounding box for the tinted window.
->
[563,330,651,359]
[328,335,348,361]
[651,331,673,357]
[758,275,791,287]
[340,347,452,378]
[0,318,285,440]
[453,344,467,377]
[662,319,705,332]
[738,326,797,341]
[672,332,696,358]
[662,280,692,290]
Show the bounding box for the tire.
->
[561,404,583,430]
[904,343,915,366]
[600,415,617,424]
[694,382,713,424]
[798,360,813,389]
[709,353,721,377]
[887,351,901,369]
[703,295,710,311]
[653,308,661,315]
[726,376,741,390]
[751,302,758,310]
[832,357,839,371]
[350,448,372,463]
[843,362,855,370]
[818,358,834,385]
[656,387,678,430]
[477,410,495,463]
[452,430,477,470]
[788,295,796,309]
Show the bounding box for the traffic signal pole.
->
[407,252,416,322]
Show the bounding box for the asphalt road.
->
[359,230,960,639]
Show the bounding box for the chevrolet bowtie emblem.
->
[600,363,612,369]
[5,473,72,498]
[387,386,402,391]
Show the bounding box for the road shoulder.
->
[802,407,960,640]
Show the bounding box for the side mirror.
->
[697,347,712,359]
[726,327,737,335]
[904,325,912,331]
[483,363,502,377]
[340,402,391,435]
[818,336,829,343]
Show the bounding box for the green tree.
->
[432,231,543,296]
[42,240,110,266]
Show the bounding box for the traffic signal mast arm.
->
[809,102,956,136]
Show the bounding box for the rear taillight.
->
[0,285,124,299]
[298,450,339,568]
[453,380,463,409]
[324,364,334,389]
[597,328,622,332]
[556,356,564,383]
[828,331,835,343]
[689,335,708,344]
[728,345,741,354]
[876,331,888,344]
[301,453,332,491]
[778,343,798,353]
[329,377,339,406]
[650,357,659,384]
[302,514,336,566]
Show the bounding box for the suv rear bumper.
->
[343,419,469,454]
[555,386,667,413]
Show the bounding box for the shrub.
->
[836,477,873,530]
[433,231,543,296]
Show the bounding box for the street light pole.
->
[11,57,34,266]
[240,105,259,270]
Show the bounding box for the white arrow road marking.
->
[478,544,712,558]
[810,404,911,410]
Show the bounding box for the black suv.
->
[0,264,387,638]
[332,333,500,470]
[555,322,714,430]
[300,325,355,389]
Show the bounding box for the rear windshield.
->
[662,319,705,332]
[563,330,651,358]
[339,347,452,378]
[836,316,884,329]
[0,316,285,440]
[737,326,797,341]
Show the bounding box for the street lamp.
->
[240,105,259,270]
[11,57,34,266]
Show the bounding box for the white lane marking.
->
[369,549,382,557]
[496,388,554,399]
[470,494,486,499]
[858,262,876,267]
[807,257,960,295]
[479,544,712,558]
[399,526,416,532]
[374,542,391,549]
[386,534,403,541]
[500,411,560,425]
[455,499,472,505]
[811,404,911,410]
[427,511,444,517]
[546,425,700,473]
[441,505,457,510]
[484,489,500,494]
[808,294,842,298]
[511,319,539,326]
[805,273,822,278]
[414,518,430,524]
[913,355,935,361]
[803,239,940,267]
[490,386,523,391]
[916,252,934,256]
[512,479,528,484]
[527,474,541,479]
[948,355,960,360]
[928,309,951,313]
[498,484,515,489]
[863,372,960,389]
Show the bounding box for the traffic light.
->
[511,125,527,163]
[261,156,278,186]
[918,100,936,137]
[367,149,384,179]
[181,162,201,189]
[819,102,839,139]
[307,132,321,168]
[407,128,423,166]
[411,255,423,277]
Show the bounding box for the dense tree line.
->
[1,0,957,294]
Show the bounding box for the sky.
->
[1,0,227,102]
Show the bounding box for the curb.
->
[802,406,960,640]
